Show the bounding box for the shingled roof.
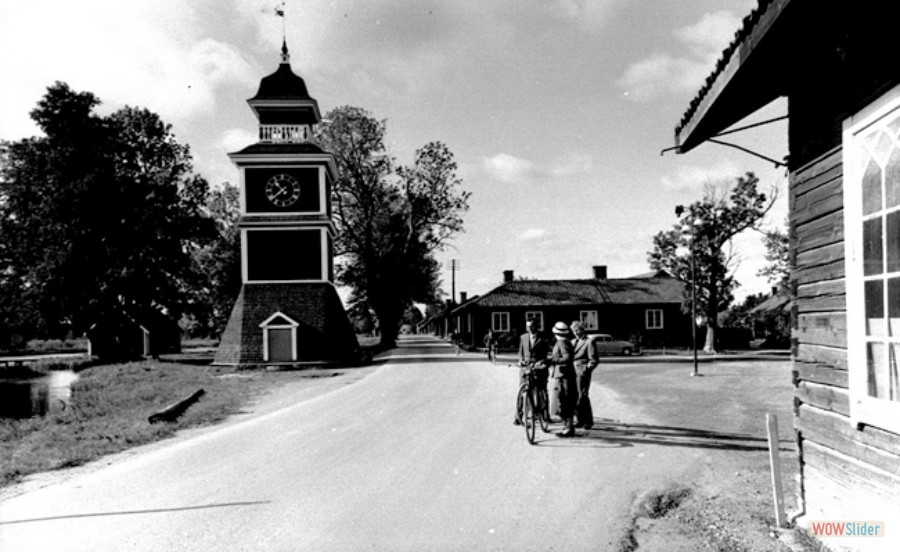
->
[472,277,684,309]
[675,0,795,152]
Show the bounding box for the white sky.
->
[0,0,789,304]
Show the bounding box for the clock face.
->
[265,173,301,207]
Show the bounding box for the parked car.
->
[588,333,634,356]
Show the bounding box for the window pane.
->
[890,277,900,337]
[888,210,900,273]
[874,132,894,164]
[863,159,883,215]
[887,147,900,208]
[863,217,883,275]
[867,342,887,399]
[889,343,900,402]
[865,279,884,336]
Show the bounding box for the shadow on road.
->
[533,419,795,452]
[371,356,495,365]
[0,500,271,526]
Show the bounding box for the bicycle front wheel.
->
[536,387,551,433]
[522,388,536,444]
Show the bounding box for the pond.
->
[0,370,78,419]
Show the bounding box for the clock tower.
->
[214,41,359,366]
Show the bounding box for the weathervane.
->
[275,1,286,42]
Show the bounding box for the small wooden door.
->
[268,328,293,361]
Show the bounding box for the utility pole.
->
[450,259,459,304]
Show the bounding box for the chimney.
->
[503,270,514,283]
[445,299,453,309]
[460,291,468,303]
[593,265,607,279]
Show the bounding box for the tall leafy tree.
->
[0,82,216,338]
[759,222,790,293]
[648,172,774,352]
[190,182,241,337]
[315,106,470,347]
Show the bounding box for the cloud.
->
[518,228,549,243]
[483,153,535,183]
[554,0,633,31]
[0,0,257,140]
[674,11,742,60]
[617,10,741,102]
[220,128,258,154]
[550,153,595,178]
[661,159,743,191]
[617,54,710,102]
[483,152,596,184]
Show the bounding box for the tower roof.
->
[249,40,315,102]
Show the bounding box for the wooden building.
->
[674,0,900,544]
[424,267,689,351]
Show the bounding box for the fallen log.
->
[148,389,205,424]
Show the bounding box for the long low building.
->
[422,266,690,350]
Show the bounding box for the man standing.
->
[514,319,551,425]
[570,321,598,430]
[550,321,577,438]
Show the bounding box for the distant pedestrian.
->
[570,321,598,430]
[483,329,498,363]
[550,321,576,438]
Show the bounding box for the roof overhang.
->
[675,0,797,153]
[227,152,339,182]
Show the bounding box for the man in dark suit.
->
[514,319,551,425]
[570,321,598,429]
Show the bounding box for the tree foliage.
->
[648,172,774,352]
[0,82,217,339]
[759,221,790,293]
[314,106,470,347]
[189,182,242,337]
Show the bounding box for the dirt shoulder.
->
[593,359,826,552]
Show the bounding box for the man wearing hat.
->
[570,321,598,429]
[514,319,551,425]
[550,321,577,437]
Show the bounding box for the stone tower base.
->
[213,283,360,366]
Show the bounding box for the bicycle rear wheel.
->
[522,389,536,444]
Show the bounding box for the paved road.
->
[0,335,703,551]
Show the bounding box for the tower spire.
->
[281,38,290,65]
[276,2,288,64]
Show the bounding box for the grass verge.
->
[0,360,278,487]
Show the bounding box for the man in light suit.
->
[570,321,598,429]
[514,319,551,425]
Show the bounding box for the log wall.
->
[790,147,900,525]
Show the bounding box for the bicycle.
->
[515,364,551,444]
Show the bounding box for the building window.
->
[492,312,510,332]
[580,310,598,330]
[646,309,664,330]
[525,311,544,330]
[843,83,900,433]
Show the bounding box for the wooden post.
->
[148,389,205,424]
[766,413,786,527]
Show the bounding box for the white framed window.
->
[843,82,900,433]
[580,310,598,330]
[492,311,510,332]
[525,311,544,330]
[646,309,664,330]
